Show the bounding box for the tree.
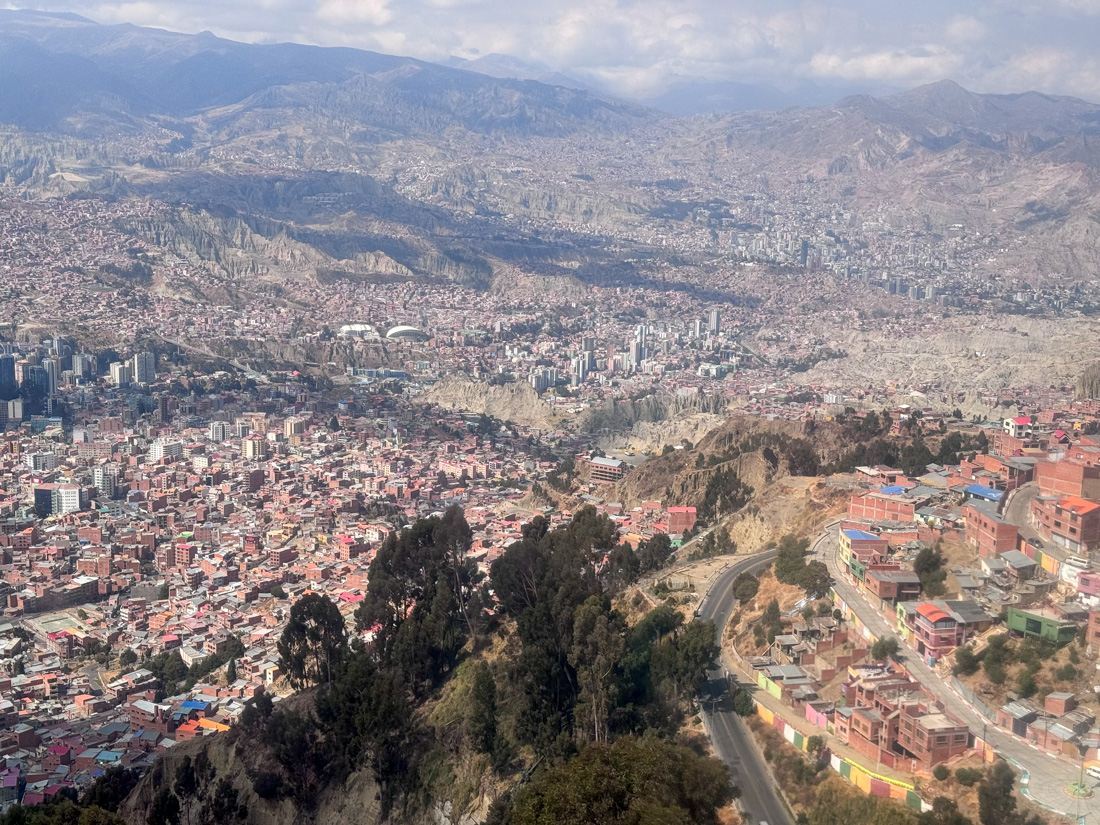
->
[983,658,1006,685]
[932,765,950,781]
[920,796,972,825]
[605,544,640,592]
[800,560,832,599]
[953,645,979,676]
[762,598,781,626]
[509,737,731,825]
[467,661,498,755]
[773,534,810,584]
[569,596,625,743]
[650,620,719,700]
[226,657,237,683]
[731,572,759,602]
[637,532,673,573]
[979,761,1019,825]
[733,689,756,716]
[277,593,348,689]
[119,648,137,669]
[147,789,180,825]
[914,546,947,597]
[871,637,900,661]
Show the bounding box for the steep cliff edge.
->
[119,722,400,825]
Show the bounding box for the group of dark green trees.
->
[237,505,730,821]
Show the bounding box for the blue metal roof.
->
[842,529,880,541]
[965,484,1003,501]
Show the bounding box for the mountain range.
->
[2,8,1100,307]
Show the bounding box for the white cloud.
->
[8,0,1100,102]
[315,0,391,26]
[945,14,985,43]
[808,45,963,82]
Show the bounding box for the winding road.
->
[698,549,792,825]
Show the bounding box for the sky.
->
[7,0,1100,102]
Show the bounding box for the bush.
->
[933,764,950,781]
[983,660,1006,685]
[955,767,983,787]
[1016,671,1037,699]
[1056,663,1078,682]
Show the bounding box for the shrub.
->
[983,659,1006,685]
[933,764,949,781]
[1056,663,1078,682]
[1017,671,1037,699]
[955,767,983,787]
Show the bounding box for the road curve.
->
[698,550,791,825]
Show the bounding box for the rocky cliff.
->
[415,375,559,430]
[119,726,402,825]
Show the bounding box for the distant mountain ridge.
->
[0,8,651,135]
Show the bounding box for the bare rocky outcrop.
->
[119,729,400,825]
[415,374,559,430]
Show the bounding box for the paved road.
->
[1003,481,1042,544]
[820,528,1091,819]
[698,550,791,825]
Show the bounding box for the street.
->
[698,549,792,825]
[819,527,1091,820]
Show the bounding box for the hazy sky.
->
[9,0,1100,100]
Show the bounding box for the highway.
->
[697,549,791,825]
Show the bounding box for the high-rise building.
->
[42,358,59,395]
[243,435,266,460]
[709,309,721,335]
[582,337,596,353]
[629,340,645,368]
[109,362,132,387]
[93,465,119,499]
[53,485,86,515]
[24,365,49,397]
[133,351,156,384]
[72,353,96,379]
[209,421,232,441]
[149,438,183,463]
[0,355,14,391]
[25,451,58,472]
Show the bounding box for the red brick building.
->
[1029,495,1100,555]
[1035,459,1100,499]
[963,501,1018,558]
[847,492,918,523]
[666,506,697,535]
